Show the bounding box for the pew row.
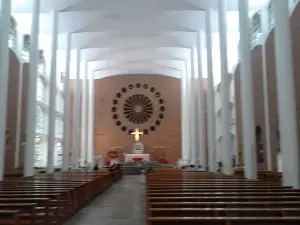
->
[0,170,122,224]
[146,170,300,225]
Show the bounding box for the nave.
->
[1,168,300,225]
[65,175,146,225]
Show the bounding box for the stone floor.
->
[65,175,146,225]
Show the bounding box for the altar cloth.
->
[125,154,150,162]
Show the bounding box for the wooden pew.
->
[148,188,300,194]
[0,190,74,216]
[147,216,300,225]
[0,210,20,225]
[149,201,300,208]
[0,170,122,224]
[148,191,300,197]
[0,198,52,225]
[146,170,300,225]
[149,207,300,217]
[147,185,291,189]
[148,196,300,202]
[0,203,37,225]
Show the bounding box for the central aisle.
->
[65,175,146,225]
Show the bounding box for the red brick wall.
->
[5,50,22,172]
[92,75,181,163]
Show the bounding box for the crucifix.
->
[131,128,143,142]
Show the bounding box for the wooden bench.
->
[0,203,37,225]
[148,188,295,192]
[147,185,290,190]
[149,207,300,217]
[146,170,300,225]
[147,216,300,225]
[148,191,300,197]
[149,201,300,208]
[0,170,122,224]
[0,190,75,216]
[0,210,20,225]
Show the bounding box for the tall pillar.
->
[0,0,11,180]
[205,8,217,172]
[62,32,72,171]
[185,62,192,164]
[47,10,59,174]
[72,49,81,169]
[196,32,206,170]
[261,7,276,171]
[218,0,232,175]
[87,71,94,166]
[24,0,40,177]
[14,63,24,168]
[80,61,88,166]
[238,0,257,179]
[15,36,25,169]
[273,0,300,188]
[181,67,189,165]
[189,50,197,166]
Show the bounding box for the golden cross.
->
[131,128,143,142]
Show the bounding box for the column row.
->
[0,0,95,181]
[181,0,299,190]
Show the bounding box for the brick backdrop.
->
[92,74,181,163]
[4,50,27,173]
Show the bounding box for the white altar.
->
[124,128,150,162]
[125,153,150,162]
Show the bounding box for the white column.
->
[87,71,95,166]
[0,0,11,180]
[185,62,191,164]
[273,0,300,188]
[47,10,59,174]
[14,63,24,168]
[205,8,217,172]
[261,7,276,171]
[72,49,81,169]
[196,32,206,170]
[62,32,71,171]
[238,0,257,179]
[80,61,88,166]
[181,68,189,165]
[15,34,25,169]
[189,50,197,166]
[218,0,232,175]
[24,0,40,177]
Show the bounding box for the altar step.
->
[120,162,173,175]
[121,166,142,175]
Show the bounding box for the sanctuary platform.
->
[120,161,173,175]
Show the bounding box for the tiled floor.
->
[65,175,146,225]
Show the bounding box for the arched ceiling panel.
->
[11,0,270,78]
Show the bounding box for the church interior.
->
[1,0,300,224]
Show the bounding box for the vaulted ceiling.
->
[11,0,269,78]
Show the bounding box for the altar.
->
[124,128,150,162]
[125,153,150,162]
